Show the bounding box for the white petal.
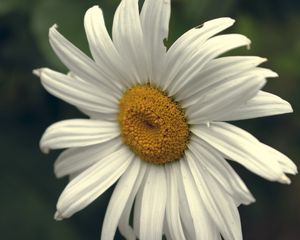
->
[54,137,122,178]
[68,170,82,182]
[184,151,242,240]
[262,144,297,175]
[186,74,266,123]
[101,158,143,240]
[49,25,122,94]
[84,6,132,88]
[177,164,196,240]
[160,17,235,90]
[192,122,290,183]
[133,177,143,238]
[112,0,148,85]
[138,165,167,240]
[78,108,116,121]
[182,66,275,109]
[189,136,255,205]
[55,147,133,219]
[218,91,293,121]
[179,159,219,239]
[175,56,267,101]
[40,119,119,153]
[140,0,170,84]
[165,163,186,240]
[35,68,119,114]
[118,161,148,240]
[66,72,121,120]
[166,33,251,96]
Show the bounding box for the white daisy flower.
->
[34,0,297,239]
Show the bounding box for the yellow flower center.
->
[118,84,189,164]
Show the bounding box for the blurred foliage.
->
[0,0,300,239]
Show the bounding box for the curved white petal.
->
[78,108,117,121]
[68,170,82,182]
[54,137,122,178]
[182,66,275,108]
[55,147,133,220]
[163,34,250,95]
[166,34,251,96]
[177,164,196,240]
[138,165,167,240]
[65,72,120,121]
[218,91,293,121]
[133,177,143,238]
[118,161,148,240]
[49,25,122,94]
[112,0,148,85]
[262,143,297,175]
[179,159,219,239]
[182,66,276,110]
[189,136,255,205]
[160,17,235,90]
[84,6,132,88]
[186,74,266,123]
[192,122,291,183]
[184,151,242,240]
[140,0,170,84]
[175,56,267,101]
[101,158,143,240]
[40,119,119,153]
[35,68,119,114]
[165,163,186,240]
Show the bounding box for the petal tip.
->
[288,164,298,175]
[246,41,252,50]
[53,168,61,178]
[244,197,256,205]
[54,162,64,179]
[49,24,58,37]
[220,17,236,26]
[40,139,50,154]
[52,23,58,29]
[281,101,293,114]
[86,5,101,15]
[54,211,64,221]
[41,147,49,154]
[33,69,42,77]
[267,70,279,78]
[279,174,291,184]
[248,193,256,204]
[257,57,268,65]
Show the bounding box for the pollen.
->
[118,84,189,164]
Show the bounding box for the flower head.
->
[34,0,297,239]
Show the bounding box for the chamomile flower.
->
[34,0,297,239]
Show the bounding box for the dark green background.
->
[1,0,299,239]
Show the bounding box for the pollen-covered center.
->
[118,85,189,164]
